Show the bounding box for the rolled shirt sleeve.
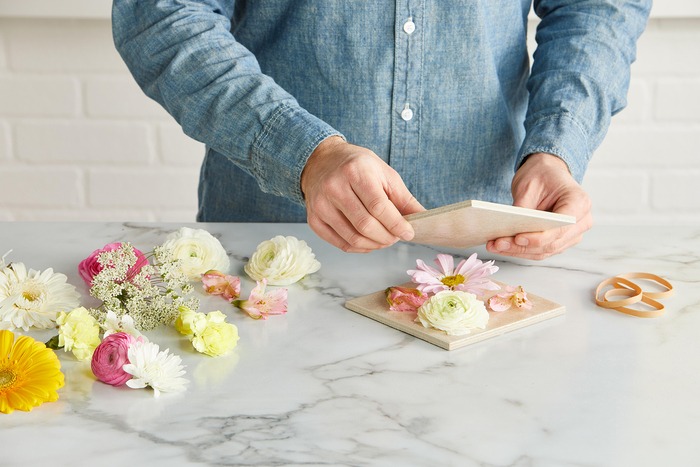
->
[112,0,342,205]
[517,0,652,183]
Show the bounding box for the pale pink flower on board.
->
[91,332,143,386]
[407,253,500,296]
[201,270,241,302]
[235,279,287,320]
[78,242,148,286]
[385,287,428,312]
[488,286,533,312]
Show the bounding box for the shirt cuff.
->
[516,114,590,184]
[251,103,344,206]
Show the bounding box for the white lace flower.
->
[0,262,81,331]
[245,235,321,285]
[123,341,188,397]
[161,227,230,280]
[415,290,489,336]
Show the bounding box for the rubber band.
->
[612,272,674,300]
[595,277,642,308]
[595,273,672,318]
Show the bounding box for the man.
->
[113,0,650,259]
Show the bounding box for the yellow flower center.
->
[0,368,17,389]
[441,275,465,288]
[15,280,47,310]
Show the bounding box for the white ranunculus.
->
[415,290,489,336]
[245,235,321,286]
[161,227,230,280]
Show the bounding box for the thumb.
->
[384,170,425,216]
[512,181,545,210]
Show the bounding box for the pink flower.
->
[202,270,241,302]
[91,332,142,386]
[385,286,428,312]
[78,242,149,286]
[488,286,533,312]
[235,279,287,320]
[407,253,500,296]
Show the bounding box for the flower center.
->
[0,368,17,389]
[16,280,48,310]
[441,275,465,288]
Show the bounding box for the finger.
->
[315,203,393,250]
[307,214,373,253]
[331,189,400,246]
[487,234,584,260]
[352,174,416,242]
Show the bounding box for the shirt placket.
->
[390,0,424,186]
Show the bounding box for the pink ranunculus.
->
[91,332,142,386]
[237,279,287,320]
[78,242,149,286]
[488,286,533,312]
[201,270,241,302]
[385,286,428,312]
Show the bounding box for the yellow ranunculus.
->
[190,311,239,357]
[174,305,198,336]
[56,307,101,361]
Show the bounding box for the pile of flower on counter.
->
[0,230,320,413]
[386,253,533,336]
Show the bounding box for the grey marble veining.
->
[1,222,699,466]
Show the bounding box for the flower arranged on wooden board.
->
[385,286,428,312]
[0,330,65,414]
[123,341,188,397]
[408,253,499,296]
[233,279,288,320]
[488,286,533,311]
[415,290,489,336]
[202,270,241,302]
[161,227,230,281]
[245,235,321,286]
[0,261,81,331]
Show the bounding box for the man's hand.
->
[301,136,425,253]
[486,152,593,260]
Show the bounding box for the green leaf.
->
[44,335,63,350]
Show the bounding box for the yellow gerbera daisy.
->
[0,330,65,414]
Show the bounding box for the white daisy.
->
[1,250,12,270]
[123,341,188,397]
[0,262,81,331]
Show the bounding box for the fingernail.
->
[515,237,529,246]
[400,231,414,241]
[497,240,510,251]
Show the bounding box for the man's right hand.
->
[301,136,425,253]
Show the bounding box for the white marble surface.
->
[1,222,699,466]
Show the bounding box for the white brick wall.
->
[0,13,699,225]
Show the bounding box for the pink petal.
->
[488,294,514,312]
[434,254,455,276]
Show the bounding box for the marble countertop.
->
[1,222,699,466]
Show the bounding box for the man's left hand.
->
[486,152,593,260]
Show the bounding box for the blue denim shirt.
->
[112,0,651,222]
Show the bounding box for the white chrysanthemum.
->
[123,341,188,397]
[245,235,321,286]
[415,290,489,336]
[161,227,230,280]
[0,262,81,331]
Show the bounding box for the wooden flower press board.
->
[404,200,575,249]
[345,282,565,350]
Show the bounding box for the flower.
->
[202,270,240,302]
[0,250,11,270]
[56,307,102,361]
[233,279,287,320]
[488,286,533,312]
[415,290,489,336]
[0,262,81,331]
[161,227,229,280]
[78,242,149,286]
[174,305,198,336]
[0,330,65,414]
[190,311,240,357]
[385,286,428,312]
[408,253,500,296]
[245,235,321,285]
[123,341,188,397]
[101,310,146,341]
[91,332,141,386]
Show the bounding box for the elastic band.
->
[612,273,674,299]
[595,277,642,308]
[595,273,672,319]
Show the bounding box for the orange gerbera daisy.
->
[0,330,65,414]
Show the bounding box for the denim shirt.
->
[112,0,651,222]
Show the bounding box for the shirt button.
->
[401,105,413,121]
[403,19,416,35]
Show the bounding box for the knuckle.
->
[366,197,388,218]
[355,216,375,236]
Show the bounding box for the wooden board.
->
[404,200,575,249]
[344,281,565,350]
